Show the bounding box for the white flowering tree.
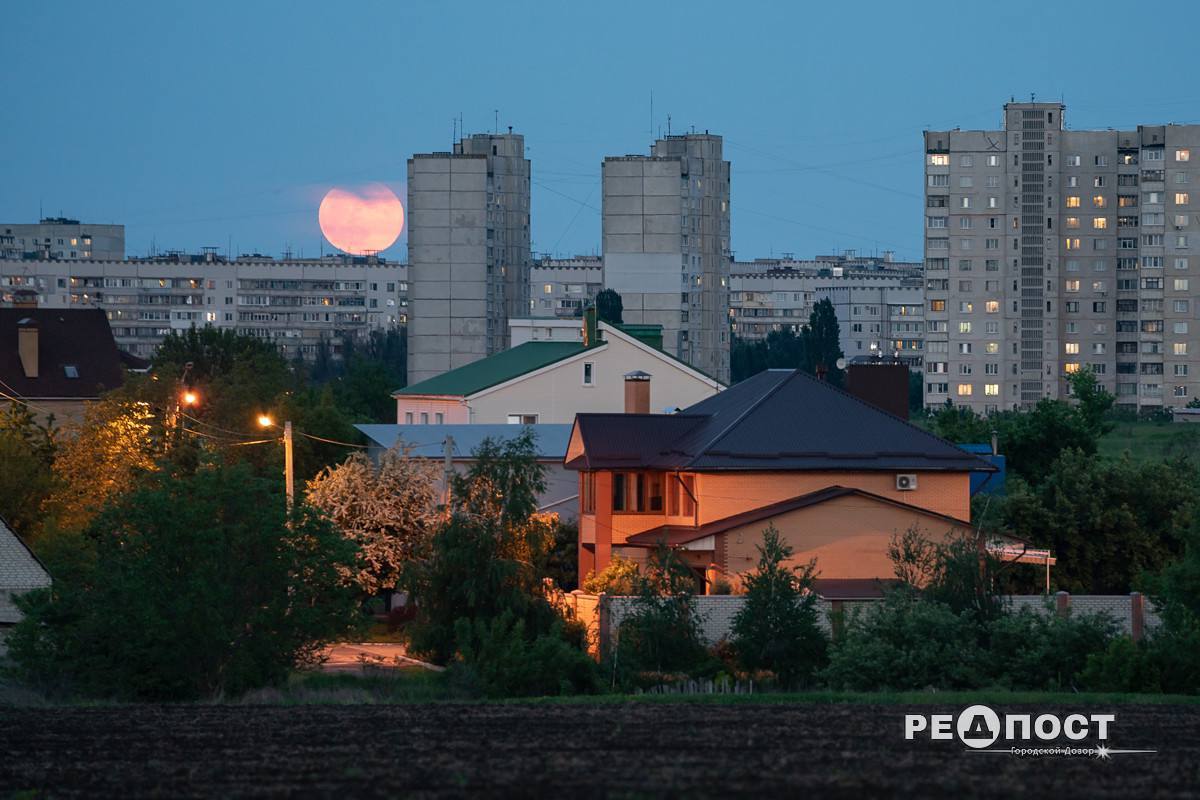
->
[306,443,442,595]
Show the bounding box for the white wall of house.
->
[464,323,722,424]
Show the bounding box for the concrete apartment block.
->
[407,133,530,384]
[0,253,407,360]
[1,218,125,261]
[529,256,603,319]
[925,102,1200,412]
[603,133,731,383]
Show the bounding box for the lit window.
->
[985,342,999,354]
[1177,149,1191,162]
[1066,196,1081,208]
[1093,217,1107,229]
[957,384,973,397]
[929,300,945,312]
[1175,279,1191,291]
[1174,343,1189,356]
[1093,196,1106,208]
[543,283,552,294]
[1066,238,1081,250]
[959,301,973,313]
[985,300,999,313]
[1066,217,1080,228]
[1065,343,1080,355]
[959,321,971,334]
[1064,363,1081,374]
[1065,280,1080,292]
[984,384,999,396]
[1176,192,1190,205]
[928,154,949,166]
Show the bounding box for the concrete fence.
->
[562,590,1160,658]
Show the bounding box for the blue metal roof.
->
[354,424,572,460]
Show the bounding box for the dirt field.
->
[1,702,1196,798]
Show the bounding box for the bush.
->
[582,555,640,595]
[984,606,1117,690]
[6,459,361,701]
[729,526,827,687]
[1080,637,1163,693]
[821,593,984,691]
[452,612,597,697]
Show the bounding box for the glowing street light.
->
[257,413,293,513]
[257,414,274,428]
[182,390,199,407]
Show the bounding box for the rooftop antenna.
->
[494,109,499,134]
[667,114,672,136]
[649,90,654,145]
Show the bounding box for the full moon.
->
[318,184,404,255]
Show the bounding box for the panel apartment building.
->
[407,132,531,384]
[0,252,407,360]
[924,102,1200,412]
[603,133,731,383]
[1,217,125,261]
[529,255,603,319]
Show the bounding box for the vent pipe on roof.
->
[17,318,38,379]
[624,370,651,414]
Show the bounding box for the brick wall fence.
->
[561,590,1160,658]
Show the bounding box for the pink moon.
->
[318,184,405,255]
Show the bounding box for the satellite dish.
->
[835,357,847,370]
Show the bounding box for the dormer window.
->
[63,365,79,378]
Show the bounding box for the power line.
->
[296,430,368,449]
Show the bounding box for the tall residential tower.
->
[603,133,731,382]
[924,102,1200,412]
[407,132,531,383]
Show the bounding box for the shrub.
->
[984,606,1117,690]
[729,526,827,687]
[582,555,640,595]
[821,593,984,691]
[452,612,597,697]
[1080,637,1163,693]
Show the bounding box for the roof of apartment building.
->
[0,515,51,625]
[0,308,126,400]
[566,368,994,473]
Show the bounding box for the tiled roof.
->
[0,516,51,625]
[394,341,594,398]
[568,369,994,473]
[0,308,126,400]
[623,486,972,548]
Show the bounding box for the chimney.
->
[624,370,651,414]
[17,318,38,378]
[583,305,598,347]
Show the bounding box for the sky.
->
[6,0,1200,264]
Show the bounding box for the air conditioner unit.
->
[896,474,919,491]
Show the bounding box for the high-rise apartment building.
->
[1,218,125,261]
[0,252,406,360]
[407,132,531,384]
[529,255,603,319]
[924,102,1200,412]
[603,133,730,383]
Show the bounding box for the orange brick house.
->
[564,369,996,593]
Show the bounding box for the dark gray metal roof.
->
[568,369,994,473]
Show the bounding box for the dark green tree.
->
[596,288,623,325]
[0,402,57,540]
[729,526,827,686]
[801,298,845,386]
[7,459,361,700]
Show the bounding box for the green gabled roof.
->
[395,341,595,397]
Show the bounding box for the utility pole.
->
[442,434,454,513]
[283,420,295,514]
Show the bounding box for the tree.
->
[801,298,844,386]
[7,459,361,700]
[42,397,159,535]
[998,450,1196,593]
[888,526,1004,622]
[1066,367,1115,437]
[908,370,924,415]
[596,289,623,325]
[730,526,827,686]
[0,402,57,540]
[306,444,442,595]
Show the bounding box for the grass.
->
[1097,420,1200,461]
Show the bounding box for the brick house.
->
[564,368,996,592]
[0,516,51,655]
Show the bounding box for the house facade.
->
[565,369,994,591]
[393,315,723,425]
[0,516,51,655]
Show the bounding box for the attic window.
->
[63,365,79,378]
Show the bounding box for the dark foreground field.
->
[1,702,1196,798]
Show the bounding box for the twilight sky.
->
[6,0,1200,263]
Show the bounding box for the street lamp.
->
[258,414,294,513]
[182,390,199,407]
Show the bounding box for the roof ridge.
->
[684,370,799,468]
